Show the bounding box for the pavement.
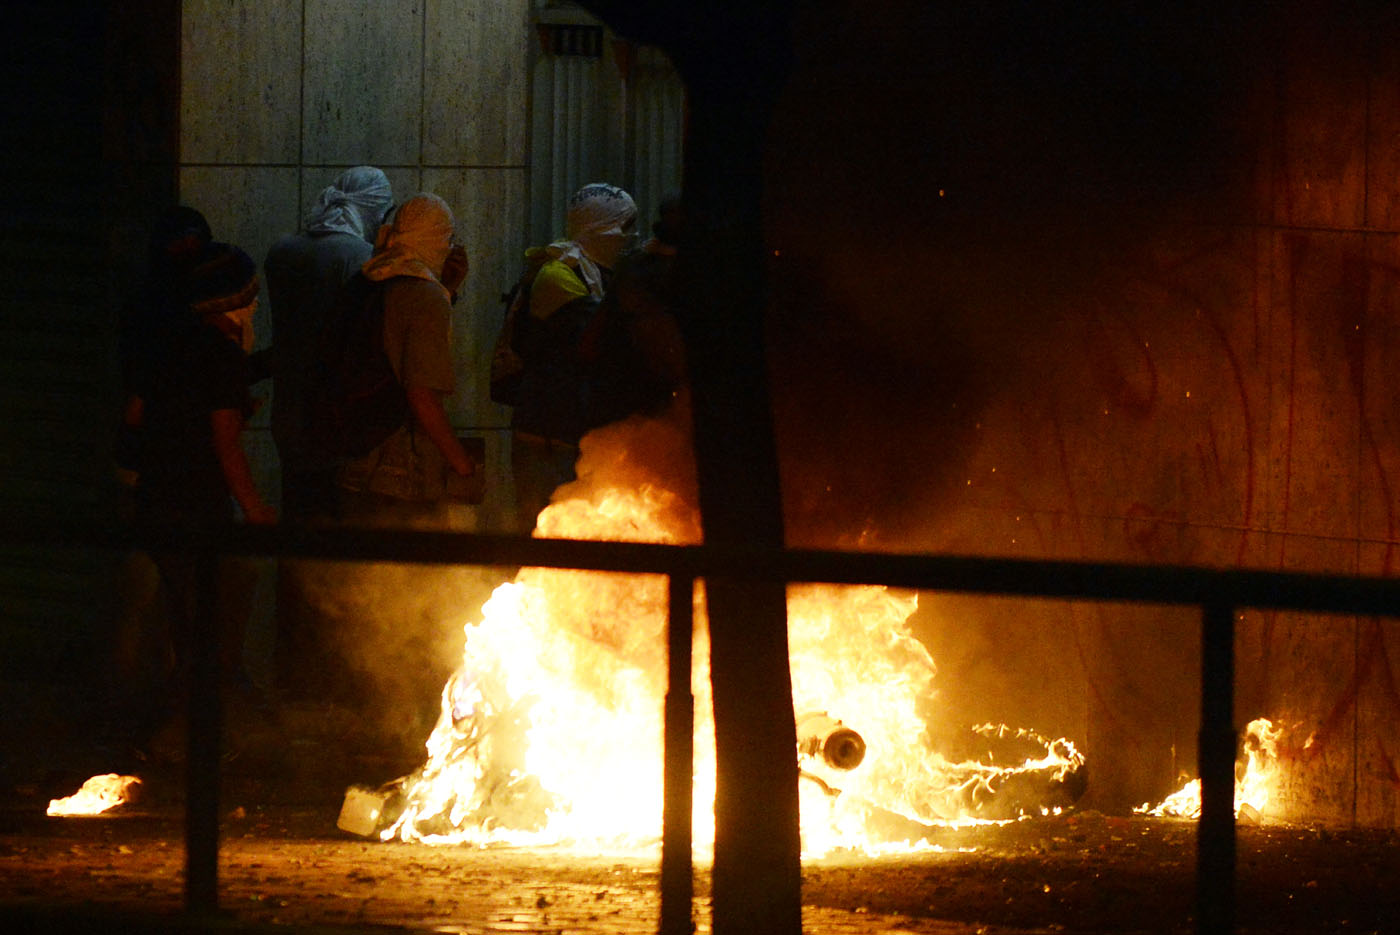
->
[3,792,1398,935]
[0,801,1014,935]
[3,682,1397,935]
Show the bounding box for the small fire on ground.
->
[340,411,1087,854]
[1134,717,1284,823]
[46,774,142,817]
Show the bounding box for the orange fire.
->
[366,412,1085,853]
[46,773,142,817]
[1134,717,1283,821]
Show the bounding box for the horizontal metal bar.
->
[5,517,1400,618]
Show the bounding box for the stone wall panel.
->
[303,0,422,166]
[181,0,301,164]
[425,0,530,166]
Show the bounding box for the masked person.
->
[509,182,638,532]
[581,194,687,433]
[295,194,474,732]
[335,192,475,514]
[120,240,276,751]
[128,241,274,527]
[118,206,214,405]
[107,206,219,754]
[272,193,472,707]
[265,165,395,521]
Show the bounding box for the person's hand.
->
[445,450,481,504]
[441,244,469,300]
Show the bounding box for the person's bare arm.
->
[404,386,474,477]
[210,408,277,524]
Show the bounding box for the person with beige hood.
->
[336,192,475,513]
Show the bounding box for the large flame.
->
[1134,717,1283,820]
[374,411,1085,852]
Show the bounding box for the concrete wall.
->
[178,0,531,531]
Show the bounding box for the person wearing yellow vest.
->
[508,183,637,532]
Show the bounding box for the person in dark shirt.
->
[509,183,638,531]
[121,241,276,749]
[262,168,396,704]
[117,206,214,403]
[108,206,219,757]
[581,194,687,431]
[264,166,395,521]
[130,242,274,526]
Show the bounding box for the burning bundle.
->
[338,413,1088,850]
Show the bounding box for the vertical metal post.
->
[660,574,695,935]
[185,549,223,915]
[1197,600,1237,935]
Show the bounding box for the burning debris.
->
[46,774,142,817]
[940,724,1086,820]
[797,712,867,773]
[1135,717,1282,821]
[337,411,1087,851]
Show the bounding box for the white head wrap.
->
[305,166,394,242]
[361,193,455,292]
[546,183,637,296]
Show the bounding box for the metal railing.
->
[9,517,1400,935]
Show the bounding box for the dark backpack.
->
[303,272,410,460]
[488,249,550,406]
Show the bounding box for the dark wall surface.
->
[0,0,178,787]
[760,0,1400,822]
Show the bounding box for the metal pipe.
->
[184,549,222,915]
[661,574,695,935]
[11,518,1400,618]
[1196,600,1237,935]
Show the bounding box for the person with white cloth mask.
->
[267,183,472,707]
[509,182,638,532]
[271,193,474,712]
[265,166,396,520]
